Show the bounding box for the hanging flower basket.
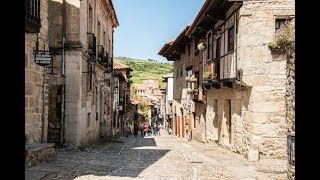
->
[186,74,197,82]
[197,42,206,51]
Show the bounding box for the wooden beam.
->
[205,13,225,20]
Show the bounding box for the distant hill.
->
[114,57,173,87]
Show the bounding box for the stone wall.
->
[47,0,117,146]
[192,102,207,143]
[237,0,294,160]
[25,0,49,144]
[286,45,295,131]
[285,20,295,180]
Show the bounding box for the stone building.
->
[25,0,50,144]
[113,61,133,136]
[25,0,57,166]
[159,0,294,161]
[47,0,119,146]
[160,73,174,130]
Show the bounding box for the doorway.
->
[224,99,232,144]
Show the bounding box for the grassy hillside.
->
[114,57,173,87]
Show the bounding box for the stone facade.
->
[235,0,294,160]
[25,0,49,144]
[47,0,118,146]
[159,0,294,163]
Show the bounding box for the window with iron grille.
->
[87,33,96,57]
[228,25,234,52]
[97,45,105,64]
[25,0,41,33]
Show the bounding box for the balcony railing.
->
[87,33,96,58]
[97,45,105,65]
[25,0,41,33]
[204,52,237,83]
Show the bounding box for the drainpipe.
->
[60,0,67,144]
[235,12,238,83]
[41,66,46,143]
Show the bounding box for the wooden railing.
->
[205,52,237,82]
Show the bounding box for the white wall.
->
[167,77,173,101]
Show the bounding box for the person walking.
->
[140,123,144,137]
[144,124,149,137]
[133,123,139,138]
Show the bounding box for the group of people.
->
[140,123,161,137]
[124,122,162,138]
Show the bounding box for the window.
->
[216,36,221,58]
[195,72,199,90]
[188,44,191,60]
[228,25,234,52]
[88,65,92,91]
[88,5,93,33]
[25,0,41,33]
[187,70,192,89]
[87,112,91,127]
[207,32,212,60]
[103,31,106,48]
[180,67,183,77]
[275,19,291,34]
[194,38,199,56]
[97,21,101,45]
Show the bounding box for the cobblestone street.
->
[25,130,287,180]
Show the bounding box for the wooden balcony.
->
[203,52,237,88]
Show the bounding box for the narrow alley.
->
[25,129,286,180]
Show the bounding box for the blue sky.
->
[113,0,205,62]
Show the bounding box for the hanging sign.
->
[34,50,52,66]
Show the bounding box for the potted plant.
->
[186,74,197,82]
[197,42,207,51]
[192,88,199,94]
[203,70,211,79]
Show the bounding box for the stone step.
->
[25,143,56,167]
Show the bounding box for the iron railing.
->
[97,45,105,65]
[87,33,96,58]
[287,132,295,165]
[204,52,237,82]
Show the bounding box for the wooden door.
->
[177,116,180,136]
[224,99,231,144]
[181,116,185,138]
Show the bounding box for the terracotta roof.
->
[107,0,119,27]
[163,73,173,78]
[113,61,129,70]
[133,84,148,90]
[138,110,144,115]
[130,99,140,105]
[185,0,211,36]
[141,77,158,80]
[158,25,190,60]
[154,90,163,96]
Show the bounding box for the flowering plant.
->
[197,42,206,51]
